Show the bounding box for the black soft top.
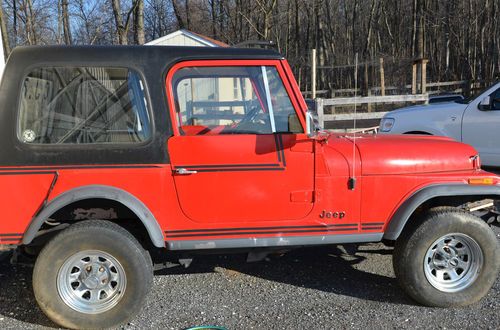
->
[8,45,283,66]
[0,46,283,167]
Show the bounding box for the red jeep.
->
[0,46,498,329]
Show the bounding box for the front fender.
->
[384,184,500,240]
[22,185,165,248]
[391,121,446,136]
[387,110,462,139]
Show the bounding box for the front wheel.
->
[393,208,500,307]
[33,220,153,329]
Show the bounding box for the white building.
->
[147,30,256,127]
[146,29,229,48]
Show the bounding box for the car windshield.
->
[455,84,496,104]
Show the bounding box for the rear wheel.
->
[393,208,500,307]
[33,220,153,329]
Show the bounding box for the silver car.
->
[379,82,500,167]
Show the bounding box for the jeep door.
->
[167,60,314,223]
[462,85,500,166]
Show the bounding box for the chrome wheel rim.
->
[57,250,127,314]
[424,233,483,293]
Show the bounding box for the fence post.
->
[421,59,428,94]
[315,98,324,130]
[311,49,317,100]
[379,57,385,96]
[367,88,372,112]
[412,62,417,94]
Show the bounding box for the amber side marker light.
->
[468,178,497,185]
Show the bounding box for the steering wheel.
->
[237,106,261,126]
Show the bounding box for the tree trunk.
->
[112,0,138,45]
[12,0,17,46]
[62,0,72,45]
[185,0,190,30]
[415,0,425,59]
[134,0,145,45]
[112,0,127,44]
[211,0,216,37]
[57,0,62,44]
[171,0,185,29]
[351,0,358,60]
[25,0,37,45]
[0,3,10,59]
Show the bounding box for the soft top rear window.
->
[18,67,151,145]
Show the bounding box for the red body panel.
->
[0,58,498,247]
[356,134,477,175]
[168,134,315,222]
[0,173,56,244]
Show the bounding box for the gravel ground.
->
[0,226,498,330]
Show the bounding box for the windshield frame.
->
[455,82,500,104]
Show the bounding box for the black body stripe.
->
[1,238,21,242]
[0,165,161,172]
[362,227,383,230]
[277,135,286,167]
[194,167,285,173]
[173,135,287,173]
[166,223,359,234]
[0,233,23,237]
[363,222,385,226]
[0,171,55,176]
[165,227,358,238]
[274,134,282,163]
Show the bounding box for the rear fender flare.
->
[383,184,500,240]
[22,185,165,248]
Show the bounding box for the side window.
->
[18,67,151,144]
[265,67,302,133]
[491,88,500,110]
[172,65,303,135]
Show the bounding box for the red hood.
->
[334,134,478,175]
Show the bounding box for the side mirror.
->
[306,110,320,137]
[479,96,491,111]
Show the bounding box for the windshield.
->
[455,84,496,104]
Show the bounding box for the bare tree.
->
[24,0,36,44]
[0,0,498,90]
[62,0,72,44]
[12,0,17,45]
[134,0,144,44]
[111,0,137,45]
[0,1,10,59]
[171,0,185,29]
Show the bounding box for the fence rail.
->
[320,94,428,106]
[304,80,483,99]
[315,93,429,129]
[321,112,388,122]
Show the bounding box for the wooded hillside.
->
[0,0,498,92]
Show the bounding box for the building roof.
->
[146,29,230,48]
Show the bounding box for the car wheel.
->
[393,208,500,307]
[33,220,153,329]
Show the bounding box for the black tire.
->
[0,250,11,262]
[33,220,153,329]
[393,208,500,307]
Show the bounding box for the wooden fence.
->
[305,80,483,99]
[314,93,429,132]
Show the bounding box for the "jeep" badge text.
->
[319,210,346,219]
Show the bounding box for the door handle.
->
[175,168,198,175]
